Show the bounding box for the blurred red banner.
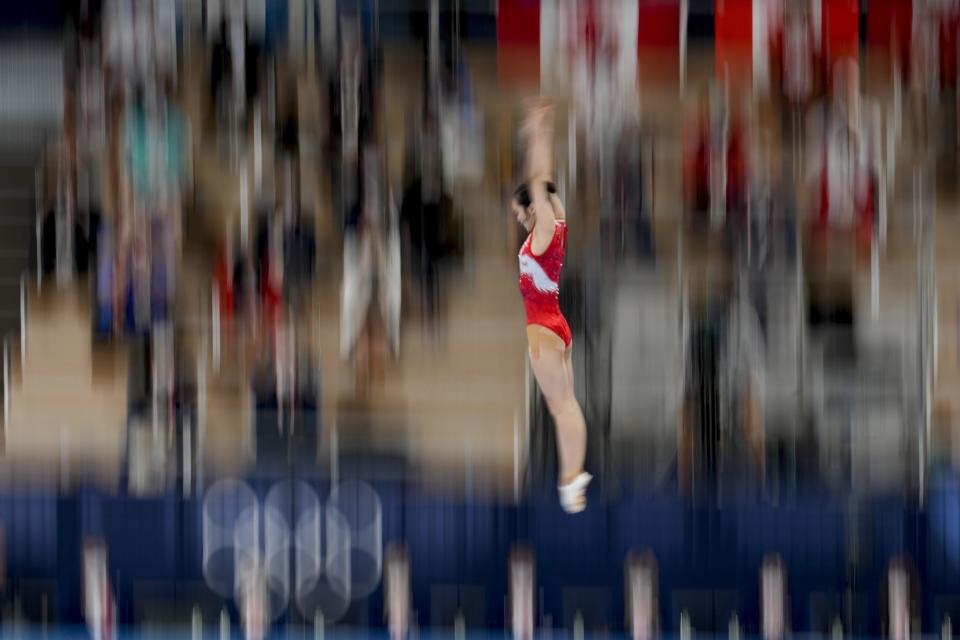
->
[638,0,681,87]
[497,0,540,86]
[822,0,860,77]
[715,0,753,88]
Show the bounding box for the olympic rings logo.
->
[202,479,383,623]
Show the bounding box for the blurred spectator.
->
[122,81,188,218]
[911,4,940,148]
[603,118,654,260]
[401,109,462,335]
[209,18,235,125]
[95,221,116,335]
[341,144,401,393]
[724,105,751,226]
[209,5,262,134]
[340,14,365,165]
[805,59,879,255]
[684,91,714,225]
[683,92,752,239]
[94,213,174,337]
[679,276,766,496]
[251,152,315,358]
[116,90,182,328]
[329,13,378,229]
[149,217,176,324]
[734,105,785,268]
[720,273,768,485]
[40,76,103,283]
[65,0,107,179]
[101,0,135,90]
[778,0,819,113]
[102,0,175,92]
[439,48,484,184]
[39,138,77,280]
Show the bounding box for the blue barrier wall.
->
[3,476,959,636]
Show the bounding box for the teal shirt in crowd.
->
[124,100,187,203]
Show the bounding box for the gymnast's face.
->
[513,199,535,232]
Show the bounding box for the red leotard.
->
[518,220,572,347]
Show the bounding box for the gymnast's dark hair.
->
[513,181,557,208]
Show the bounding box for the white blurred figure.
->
[806,58,879,251]
[543,0,634,161]
[152,0,177,83]
[83,539,116,640]
[274,320,297,431]
[132,1,155,84]
[385,544,411,640]
[239,556,269,640]
[103,0,173,92]
[626,552,658,640]
[721,272,767,482]
[102,0,135,90]
[888,560,911,640]
[510,547,535,640]
[340,145,402,392]
[745,115,778,267]
[578,0,629,159]
[754,0,783,98]
[761,555,787,640]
